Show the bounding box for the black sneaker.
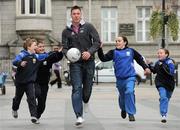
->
[31,117,38,124]
[50,81,55,86]
[129,115,135,121]
[57,83,62,88]
[12,110,18,118]
[121,110,126,119]
[49,82,53,86]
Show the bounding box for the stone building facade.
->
[0,0,180,63]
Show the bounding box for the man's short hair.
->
[71,5,81,13]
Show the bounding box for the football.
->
[66,48,81,62]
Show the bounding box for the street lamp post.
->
[162,0,166,48]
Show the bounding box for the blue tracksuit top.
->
[113,48,136,79]
[12,50,48,65]
[12,50,48,84]
[98,47,148,79]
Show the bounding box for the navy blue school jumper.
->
[12,50,48,118]
[149,57,175,117]
[35,51,63,119]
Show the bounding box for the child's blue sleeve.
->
[162,59,175,76]
[12,52,25,66]
[167,60,175,76]
[36,53,48,61]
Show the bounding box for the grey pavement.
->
[0,82,180,130]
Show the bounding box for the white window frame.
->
[16,0,51,16]
[66,8,72,27]
[136,7,151,43]
[101,7,118,43]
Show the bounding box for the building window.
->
[136,7,151,42]
[21,0,25,14]
[101,7,118,43]
[40,0,46,14]
[29,0,36,14]
[17,0,50,16]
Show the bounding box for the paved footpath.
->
[0,83,180,130]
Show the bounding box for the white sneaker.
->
[75,117,84,127]
[12,110,18,118]
[84,103,89,113]
[161,116,167,123]
[36,119,40,124]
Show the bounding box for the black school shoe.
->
[57,83,62,88]
[12,110,18,118]
[121,110,127,119]
[129,115,135,121]
[31,117,39,124]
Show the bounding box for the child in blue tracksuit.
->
[148,48,175,123]
[98,36,151,121]
[12,38,48,124]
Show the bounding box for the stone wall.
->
[0,0,180,62]
[1,0,16,45]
